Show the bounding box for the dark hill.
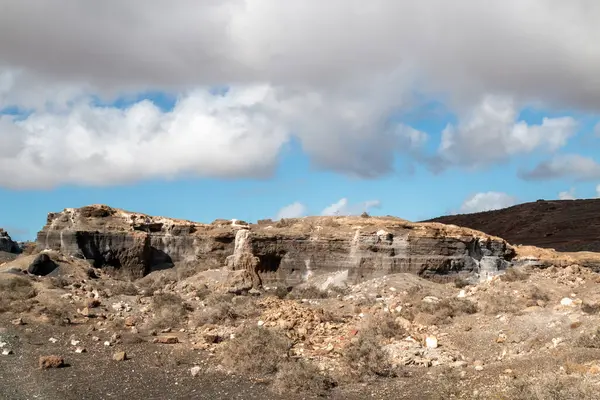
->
[424,199,600,253]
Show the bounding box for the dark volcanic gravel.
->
[425,199,600,252]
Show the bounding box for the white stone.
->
[190,366,202,377]
[457,290,466,298]
[560,297,574,306]
[75,347,86,353]
[1,349,13,356]
[257,320,265,327]
[104,341,111,346]
[49,337,58,343]
[71,340,80,346]
[0,342,6,348]
[425,336,438,349]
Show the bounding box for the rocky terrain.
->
[426,199,600,253]
[2,204,600,399]
[0,228,20,263]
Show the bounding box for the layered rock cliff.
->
[0,229,20,254]
[36,205,516,283]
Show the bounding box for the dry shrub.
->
[344,329,395,379]
[40,300,72,325]
[196,295,260,326]
[272,360,336,395]
[369,313,407,339]
[505,374,598,400]
[44,276,71,289]
[110,281,139,296]
[0,276,36,313]
[148,293,190,329]
[220,326,292,376]
[576,328,600,348]
[275,218,296,228]
[582,302,600,315]
[482,293,523,315]
[499,267,530,282]
[287,285,346,300]
[418,298,478,324]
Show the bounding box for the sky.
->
[2,0,600,241]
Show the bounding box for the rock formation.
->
[0,229,20,254]
[36,205,516,284]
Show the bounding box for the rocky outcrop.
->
[36,205,516,284]
[0,229,20,254]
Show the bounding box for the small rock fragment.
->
[11,317,24,326]
[49,338,58,344]
[153,336,179,344]
[1,349,13,356]
[190,366,202,377]
[113,351,127,361]
[75,347,86,354]
[39,355,65,369]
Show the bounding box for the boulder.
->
[28,253,58,276]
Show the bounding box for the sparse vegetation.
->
[0,276,36,313]
[272,360,336,395]
[110,281,139,296]
[220,326,292,376]
[344,327,396,379]
[576,328,600,348]
[504,375,597,400]
[499,267,530,282]
[148,293,190,329]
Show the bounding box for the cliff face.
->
[36,205,516,283]
[0,229,20,254]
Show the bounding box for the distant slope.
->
[424,199,600,253]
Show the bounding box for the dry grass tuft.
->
[272,360,336,395]
[344,327,396,379]
[148,293,190,330]
[220,326,292,376]
[576,328,600,349]
[499,267,530,282]
[504,374,598,400]
[0,276,37,313]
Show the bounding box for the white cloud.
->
[321,198,381,216]
[438,96,577,167]
[521,154,600,181]
[596,184,600,198]
[276,202,307,219]
[1,1,600,187]
[459,192,518,214]
[558,188,577,200]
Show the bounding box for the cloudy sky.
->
[2,0,600,240]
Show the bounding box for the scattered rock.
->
[425,336,438,349]
[153,336,179,344]
[39,355,65,369]
[112,351,127,361]
[1,349,13,356]
[190,366,202,377]
[75,347,86,354]
[11,317,24,326]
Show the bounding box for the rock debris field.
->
[2,204,600,399]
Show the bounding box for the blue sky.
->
[2,1,600,241]
[2,92,599,242]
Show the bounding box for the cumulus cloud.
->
[520,155,600,181]
[2,1,600,187]
[321,198,381,216]
[438,96,577,167]
[558,188,577,200]
[276,202,307,219]
[459,192,518,214]
[597,184,600,198]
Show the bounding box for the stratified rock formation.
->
[36,205,516,284]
